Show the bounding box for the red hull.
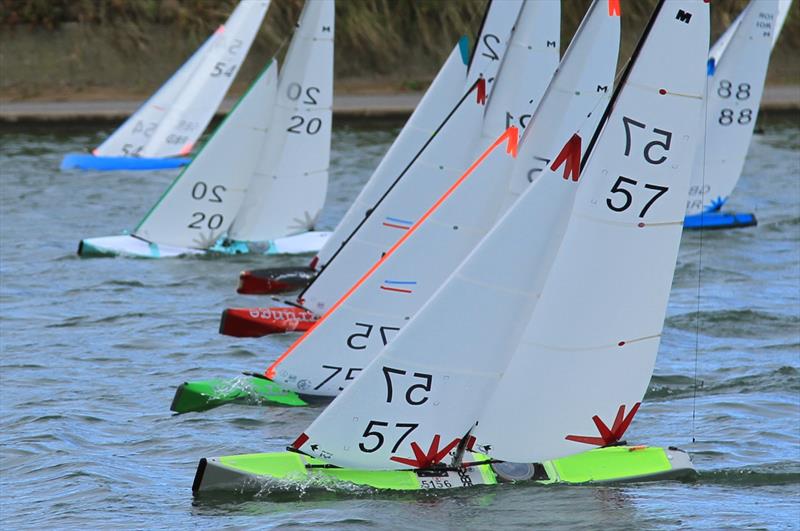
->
[237,267,316,295]
[219,307,319,337]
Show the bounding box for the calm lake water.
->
[1,115,798,529]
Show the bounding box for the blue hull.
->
[60,153,191,171]
[684,212,757,230]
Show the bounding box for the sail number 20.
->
[187,181,226,230]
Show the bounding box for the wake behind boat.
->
[78,0,335,258]
[60,1,269,172]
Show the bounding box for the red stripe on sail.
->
[291,432,309,450]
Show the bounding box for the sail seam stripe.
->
[516,333,661,351]
[454,273,539,297]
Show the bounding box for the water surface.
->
[0,115,798,529]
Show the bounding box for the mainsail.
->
[293,0,709,470]
[94,0,269,159]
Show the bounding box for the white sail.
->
[140,0,270,159]
[708,0,790,73]
[228,0,334,242]
[93,35,216,158]
[133,63,278,248]
[270,0,619,398]
[686,0,780,215]
[304,0,524,307]
[294,0,709,470]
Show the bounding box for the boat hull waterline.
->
[683,211,757,230]
[60,153,192,171]
[77,232,330,258]
[171,375,306,413]
[219,306,318,337]
[192,446,696,495]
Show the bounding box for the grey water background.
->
[0,114,798,529]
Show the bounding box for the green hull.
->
[193,446,696,495]
[171,375,306,413]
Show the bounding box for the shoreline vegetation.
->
[0,0,797,104]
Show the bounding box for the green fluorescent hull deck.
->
[192,446,696,495]
[171,376,306,413]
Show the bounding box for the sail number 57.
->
[382,367,432,405]
[622,116,672,165]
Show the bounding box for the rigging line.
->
[693,65,710,446]
[295,77,485,301]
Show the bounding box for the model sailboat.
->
[683,0,787,229]
[79,0,334,258]
[61,1,269,172]
[192,0,709,493]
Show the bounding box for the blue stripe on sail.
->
[385,216,414,225]
[384,280,417,285]
[459,35,470,65]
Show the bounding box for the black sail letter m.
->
[675,10,692,23]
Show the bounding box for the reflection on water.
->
[0,114,798,528]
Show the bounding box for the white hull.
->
[78,232,330,258]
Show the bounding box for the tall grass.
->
[0,0,797,97]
